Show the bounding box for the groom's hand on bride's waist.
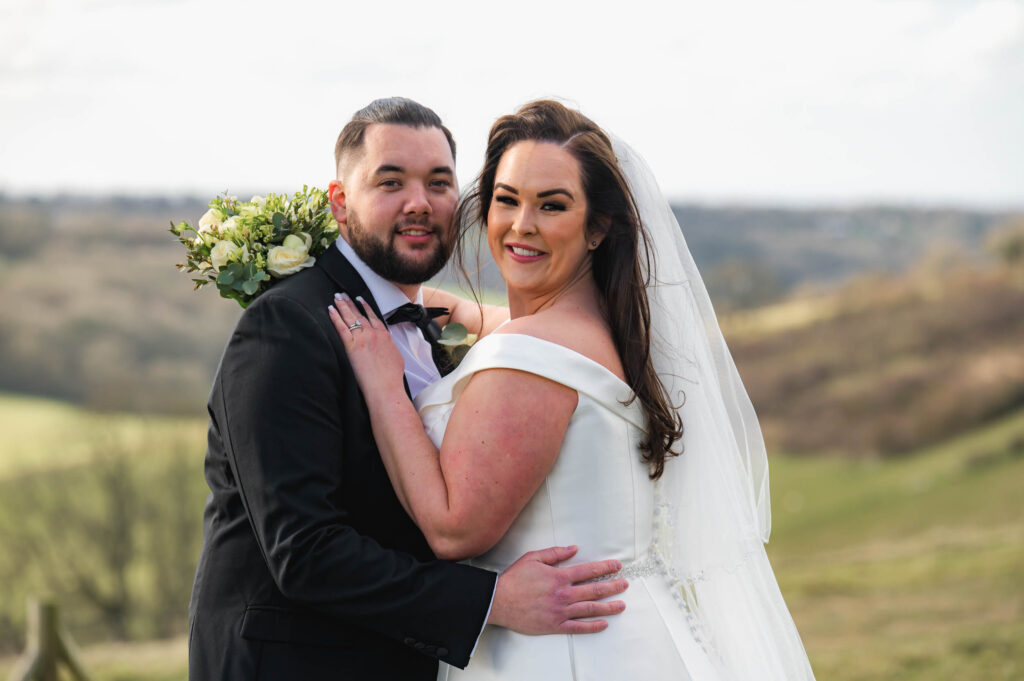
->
[487,545,628,635]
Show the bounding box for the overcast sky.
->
[1,0,1022,207]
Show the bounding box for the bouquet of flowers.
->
[171,186,339,308]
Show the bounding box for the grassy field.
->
[0,394,1022,680]
[0,393,207,479]
[768,408,1024,681]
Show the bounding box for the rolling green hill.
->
[0,394,1021,680]
[724,263,1024,456]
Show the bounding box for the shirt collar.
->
[335,237,423,317]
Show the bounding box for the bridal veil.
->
[614,139,817,681]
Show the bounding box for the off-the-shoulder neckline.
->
[478,332,633,393]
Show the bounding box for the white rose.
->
[210,240,247,270]
[241,195,267,217]
[220,216,240,233]
[239,196,266,217]
[267,233,315,277]
[197,209,224,234]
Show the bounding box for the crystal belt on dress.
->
[584,552,663,582]
[582,550,715,659]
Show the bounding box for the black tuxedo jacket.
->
[188,246,496,680]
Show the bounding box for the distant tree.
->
[985,216,1024,266]
[6,435,138,640]
[0,202,53,258]
[911,239,976,278]
[703,258,786,311]
[0,428,206,647]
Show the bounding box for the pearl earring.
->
[590,240,598,248]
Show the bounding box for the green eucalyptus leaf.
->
[439,323,468,344]
[243,261,269,285]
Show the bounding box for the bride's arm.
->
[421,286,509,337]
[330,294,575,561]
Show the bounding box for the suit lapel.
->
[315,244,384,319]
[316,244,413,399]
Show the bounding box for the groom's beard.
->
[347,211,450,285]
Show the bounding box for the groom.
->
[188,98,629,680]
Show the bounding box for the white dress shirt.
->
[336,239,441,399]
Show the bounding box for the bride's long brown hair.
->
[454,100,683,479]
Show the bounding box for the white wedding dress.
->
[410,137,815,681]
[415,332,723,681]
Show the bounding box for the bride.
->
[329,100,816,680]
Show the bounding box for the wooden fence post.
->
[7,599,93,681]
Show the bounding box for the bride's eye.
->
[541,201,566,212]
[494,195,518,206]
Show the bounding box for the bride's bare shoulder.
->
[494,310,625,381]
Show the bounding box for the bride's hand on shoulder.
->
[328,293,405,396]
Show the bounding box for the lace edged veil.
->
[614,138,816,681]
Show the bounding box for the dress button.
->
[414,642,426,650]
[436,647,449,658]
[404,637,416,646]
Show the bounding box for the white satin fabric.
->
[416,333,720,681]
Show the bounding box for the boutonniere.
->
[437,323,476,368]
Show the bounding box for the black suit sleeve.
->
[215,291,495,668]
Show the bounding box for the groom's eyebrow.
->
[374,165,453,176]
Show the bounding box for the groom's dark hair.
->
[334,97,456,175]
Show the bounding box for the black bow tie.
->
[385,304,448,342]
[385,303,454,375]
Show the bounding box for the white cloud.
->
[0,0,1021,205]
